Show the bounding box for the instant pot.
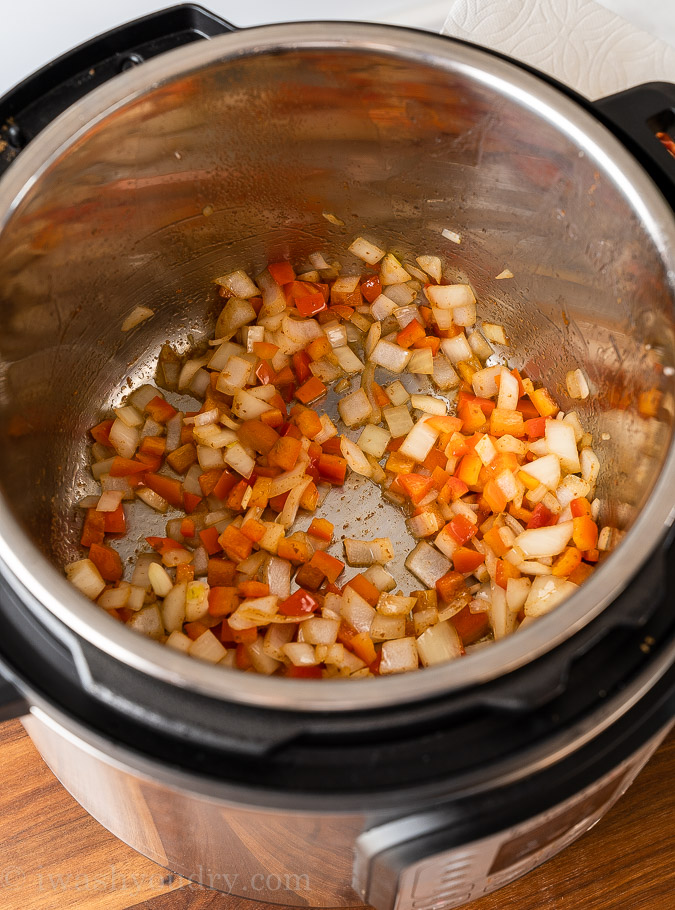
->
[0,6,673,908]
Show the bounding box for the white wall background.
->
[0,1,673,98]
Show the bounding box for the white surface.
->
[0,1,673,99]
[443,0,675,99]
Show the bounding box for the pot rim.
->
[0,22,673,712]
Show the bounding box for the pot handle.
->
[592,82,675,206]
[0,4,235,177]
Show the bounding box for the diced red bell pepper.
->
[143,473,183,509]
[199,526,223,556]
[286,665,322,678]
[527,503,555,529]
[278,588,320,617]
[438,476,469,503]
[109,456,148,477]
[212,468,238,500]
[292,351,312,384]
[446,514,478,545]
[361,275,382,303]
[524,416,548,438]
[90,419,114,447]
[295,291,327,318]
[255,360,276,385]
[570,497,592,518]
[398,473,435,505]
[182,492,203,514]
[318,453,347,485]
[451,605,487,646]
[267,261,295,285]
[103,504,126,535]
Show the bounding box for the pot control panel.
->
[353,732,667,910]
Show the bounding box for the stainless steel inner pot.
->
[0,23,673,711]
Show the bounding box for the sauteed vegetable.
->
[65,240,616,677]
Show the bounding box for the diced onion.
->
[348,236,386,265]
[513,521,574,559]
[121,306,154,332]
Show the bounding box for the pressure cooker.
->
[0,6,673,908]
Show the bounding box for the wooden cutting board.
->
[0,719,672,910]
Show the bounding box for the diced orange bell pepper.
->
[218,524,254,562]
[248,476,272,509]
[456,452,482,487]
[207,557,237,587]
[307,518,334,542]
[299,481,319,511]
[309,550,344,583]
[495,558,520,589]
[524,416,548,438]
[483,525,509,557]
[570,497,592,518]
[569,562,595,585]
[453,547,485,574]
[490,408,525,437]
[180,518,195,538]
[345,573,380,607]
[436,570,467,603]
[482,479,507,514]
[573,515,598,550]
[397,319,426,349]
[183,492,202,514]
[295,408,323,439]
[427,415,463,434]
[277,537,312,564]
[185,621,210,641]
[306,336,332,361]
[413,335,441,355]
[252,341,279,360]
[552,546,583,577]
[145,396,178,424]
[109,456,148,477]
[458,399,488,433]
[295,376,327,405]
[238,581,270,598]
[226,480,250,511]
[139,436,167,458]
[208,586,239,617]
[237,420,281,455]
[88,543,123,582]
[268,436,302,471]
[529,387,559,418]
[350,631,377,665]
[81,509,106,547]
